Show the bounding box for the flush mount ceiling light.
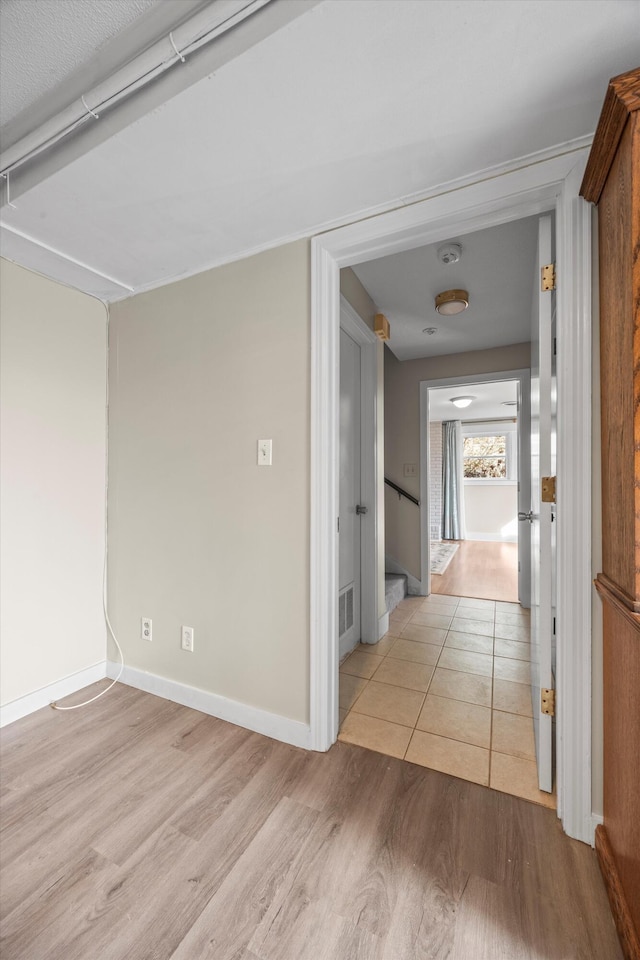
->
[435,289,469,315]
[450,395,476,409]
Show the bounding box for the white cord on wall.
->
[51,305,123,711]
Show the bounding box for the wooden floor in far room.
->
[431,539,518,602]
[0,682,622,960]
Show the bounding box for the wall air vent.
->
[339,585,354,637]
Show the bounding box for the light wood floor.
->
[0,684,621,960]
[431,539,519,602]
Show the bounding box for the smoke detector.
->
[437,243,462,265]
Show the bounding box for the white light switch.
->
[403,463,417,478]
[258,439,272,466]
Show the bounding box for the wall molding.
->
[555,154,595,844]
[1,654,313,752]
[377,611,390,640]
[107,661,311,750]
[0,661,108,728]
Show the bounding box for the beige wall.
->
[385,342,531,578]
[108,241,310,723]
[0,260,107,706]
[340,268,386,620]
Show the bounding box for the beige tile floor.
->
[339,593,556,809]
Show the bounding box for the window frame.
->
[462,420,517,484]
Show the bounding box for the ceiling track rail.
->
[0,0,272,180]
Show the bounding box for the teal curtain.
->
[442,420,466,540]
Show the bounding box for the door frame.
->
[339,295,380,650]
[310,144,594,844]
[419,369,531,604]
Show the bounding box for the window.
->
[462,423,517,482]
[463,434,507,478]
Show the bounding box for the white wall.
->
[385,342,531,578]
[464,483,518,541]
[340,268,386,620]
[0,259,107,708]
[108,240,310,724]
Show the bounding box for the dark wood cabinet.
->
[581,67,640,960]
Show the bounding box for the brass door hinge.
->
[541,263,556,291]
[541,688,555,716]
[541,476,556,503]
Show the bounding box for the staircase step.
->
[385,573,408,615]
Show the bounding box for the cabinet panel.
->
[598,115,640,606]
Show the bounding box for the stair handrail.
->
[384,477,420,507]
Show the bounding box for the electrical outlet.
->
[141,617,152,642]
[181,625,194,652]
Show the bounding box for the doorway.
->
[310,148,593,843]
[421,375,530,605]
[340,213,555,801]
[337,296,381,659]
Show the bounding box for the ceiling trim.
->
[0,222,134,297]
[0,133,594,303]
[102,133,594,303]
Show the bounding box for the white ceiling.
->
[0,0,639,302]
[428,380,518,423]
[353,216,540,361]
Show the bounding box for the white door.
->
[527,214,555,793]
[339,326,362,659]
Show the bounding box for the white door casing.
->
[529,214,555,793]
[310,144,593,843]
[338,325,362,658]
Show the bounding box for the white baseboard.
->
[385,554,423,596]
[0,661,108,728]
[360,611,390,645]
[107,661,311,750]
[465,532,517,543]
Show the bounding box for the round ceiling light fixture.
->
[450,395,476,409]
[435,289,469,315]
